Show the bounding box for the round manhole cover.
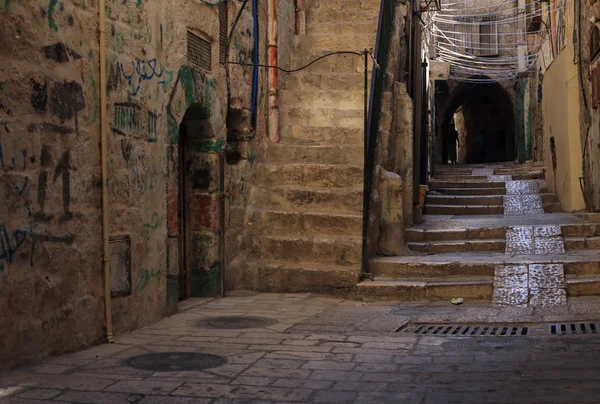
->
[442,338,536,350]
[127,352,227,371]
[196,316,278,329]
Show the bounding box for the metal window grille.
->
[478,16,499,56]
[187,30,212,71]
[453,16,499,56]
[219,2,228,64]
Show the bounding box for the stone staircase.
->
[230,1,379,292]
[359,163,600,305]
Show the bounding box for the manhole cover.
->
[196,316,278,329]
[442,338,537,350]
[127,352,227,371]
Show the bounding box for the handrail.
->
[361,0,398,278]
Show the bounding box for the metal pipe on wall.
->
[295,0,306,35]
[267,0,279,143]
[99,0,114,343]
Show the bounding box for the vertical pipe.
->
[99,0,114,343]
[267,0,279,143]
[251,0,259,126]
[361,51,369,275]
[219,152,225,297]
[413,9,423,223]
[295,0,306,35]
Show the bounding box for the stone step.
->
[246,208,362,237]
[426,195,504,206]
[256,163,363,188]
[282,72,365,94]
[405,227,506,242]
[564,236,600,251]
[280,125,364,146]
[294,35,375,52]
[431,187,506,196]
[244,235,362,266]
[266,143,364,165]
[280,107,364,128]
[425,193,558,206]
[248,185,363,214]
[228,259,360,292]
[307,8,380,25]
[434,173,545,181]
[434,175,490,181]
[357,277,493,301]
[543,202,562,213]
[407,239,505,254]
[280,90,365,110]
[429,180,506,189]
[371,252,600,279]
[562,223,600,237]
[566,275,600,297]
[424,204,504,215]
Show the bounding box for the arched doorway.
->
[177,103,215,300]
[437,78,516,165]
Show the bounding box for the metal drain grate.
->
[402,324,530,337]
[187,30,212,71]
[127,352,227,371]
[442,338,536,350]
[196,316,278,329]
[549,322,600,335]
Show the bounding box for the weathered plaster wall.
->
[542,45,586,212]
[0,0,103,369]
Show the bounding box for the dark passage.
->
[440,81,515,165]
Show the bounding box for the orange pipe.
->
[295,0,305,35]
[267,0,279,143]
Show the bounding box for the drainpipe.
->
[99,0,114,343]
[267,0,279,143]
[295,0,305,35]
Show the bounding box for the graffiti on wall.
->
[121,58,166,96]
[1,224,75,270]
[136,268,161,290]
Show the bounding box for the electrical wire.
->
[227,50,375,73]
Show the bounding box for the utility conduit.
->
[99,0,114,343]
[267,0,279,143]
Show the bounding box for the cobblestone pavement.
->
[3,294,600,403]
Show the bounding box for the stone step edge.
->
[246,206,363,220]
[357,277,494,301]
[407,239,506,246]
[227,258,360,293]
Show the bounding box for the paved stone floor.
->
[3,293,600,403]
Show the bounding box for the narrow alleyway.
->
[363,162,600,304]
[3,294,600,403]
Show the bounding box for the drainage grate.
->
[442,338,536,350]
[196,316,278,329]
[402,324,530,337]
[187,30,212,71]
[549,322,600,335]
[127,352,227,372]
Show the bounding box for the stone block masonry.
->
[0,0,285,371]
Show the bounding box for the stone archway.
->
[434,77,516,165]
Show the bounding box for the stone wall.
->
[0,0,103,369]
[0,0,290,370]
[370,0,411,257]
